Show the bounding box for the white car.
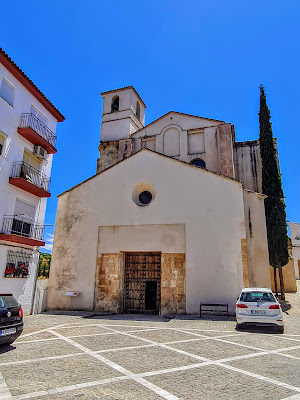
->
[236,288,284,333]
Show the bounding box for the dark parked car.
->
[0,294,23,345]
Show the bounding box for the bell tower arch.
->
[100,86,146,142]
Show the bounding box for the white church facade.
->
[46,86,272,315]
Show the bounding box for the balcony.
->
[9,162,51,198]
[0,215,46,247]
[17,113,57,154]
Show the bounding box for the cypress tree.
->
[259,85,289,300]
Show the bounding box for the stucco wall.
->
[242,190,271,288]
[101,88,145,125]
[100,111,230,175]
[217,124,235,179]
[292,247,300,280]
[269,260,297,292]
[289,222,300,280]
[47,150,247,314]
[234,141,262,193]
[100,88,145,142]
[132,113,224,169]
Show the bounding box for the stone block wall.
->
[161,253,186,314]
[97,139,134,174]
[241,238,249,287]
[94,252,186,315]
[95,253,124,313]
[97,141,119,174]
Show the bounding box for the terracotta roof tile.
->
[0,47,65,122]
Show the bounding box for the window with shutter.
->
[0,78,14,106]
[12,199,36,237]
[30,105,48,126]
[14,199,36,220]
[23,150,41,171]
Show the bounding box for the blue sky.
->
[2,1,299,252]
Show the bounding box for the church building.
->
[46,86,272,315]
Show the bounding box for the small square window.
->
[0,78,14,107]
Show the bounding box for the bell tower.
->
[100,86,146,142]
[97,86,146,174]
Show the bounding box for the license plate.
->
[251,310,266,314]
[0,328,16,336]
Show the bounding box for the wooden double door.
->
[124,252,161,314]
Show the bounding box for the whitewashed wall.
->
[0,245,39,314]
[132,112,223,170]
[47,150,249,314]
[243,190,271,287]
[101,88,145,141]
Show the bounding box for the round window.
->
[132,183,156,207]
[139,191,152,205]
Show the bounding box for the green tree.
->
[259,85,289,300]
[38,252,51,278]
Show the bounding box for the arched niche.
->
[163,126,180,157]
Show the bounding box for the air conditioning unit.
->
[33,145,47,160]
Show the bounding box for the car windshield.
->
[0,295,19,309]
[240,291,276,302]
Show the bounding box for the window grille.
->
[4,250,33,278]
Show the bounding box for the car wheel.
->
[236,323,243,330]
[277,326,284,334]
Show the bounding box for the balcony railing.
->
[1,215,45,241]
[19,113,57,148]
[11,162,51,192]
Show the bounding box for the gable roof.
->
[58,148,241,198]
[0,47,65,122]
[131,111,225,136]
[101,86,146,108]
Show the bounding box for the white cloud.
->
[41,233,54,252]
[43,243,53,251]
[47,233,54,243]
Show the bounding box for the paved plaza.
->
[0,289,299,400]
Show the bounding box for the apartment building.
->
[0,48,64,313]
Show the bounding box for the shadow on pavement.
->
[279,301,292,313]
[235,324,282,334]
[0,343,16,354]
[41,311,237,323]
